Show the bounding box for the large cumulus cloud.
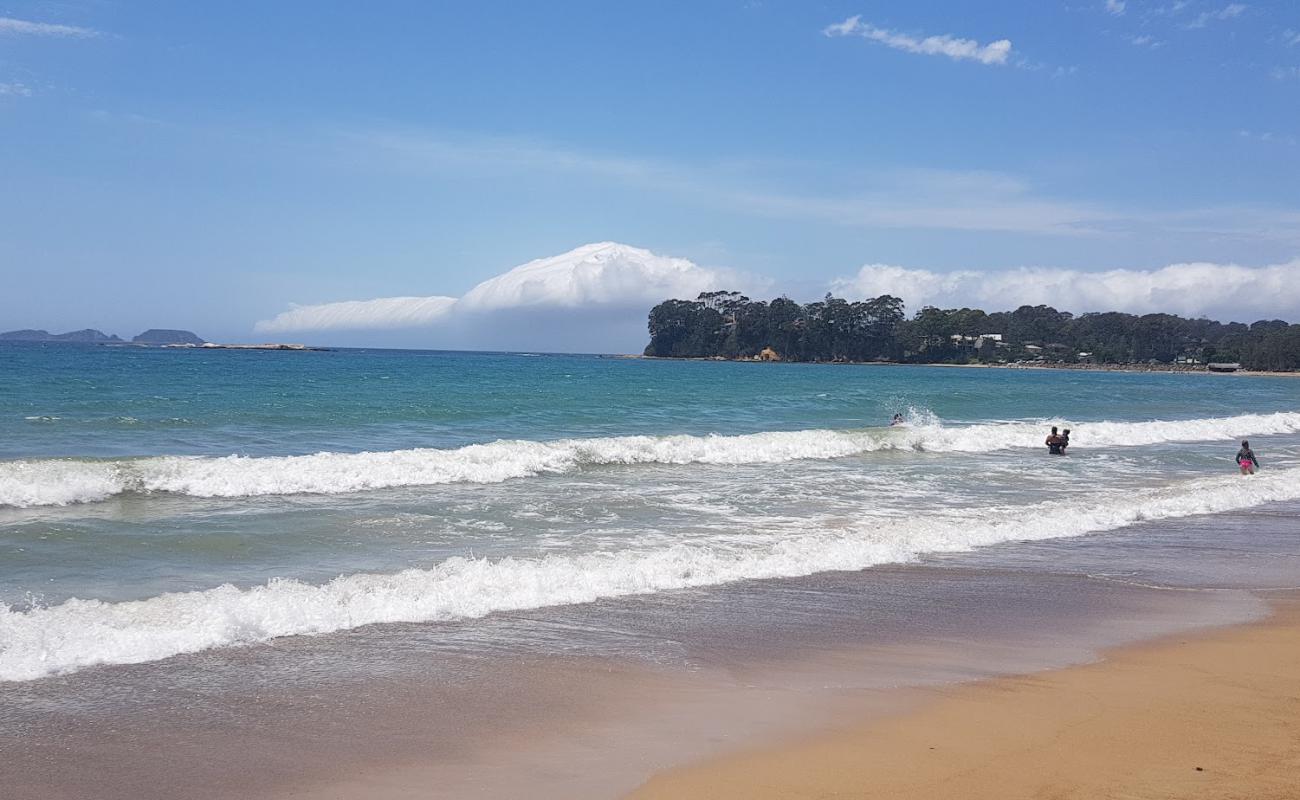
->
[457,242,725,312]
[253,242,743,349]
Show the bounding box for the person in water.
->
[891,413,905,426]
[1046,426,1065,455]
[1060,428,1071,453]
[1236,440,1259,475]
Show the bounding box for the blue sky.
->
[2,1,1298,350]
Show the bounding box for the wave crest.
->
[3,467,1299,682]
[3,411,1299,508]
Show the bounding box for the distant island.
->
[645,292,1300,372]
[0,328,124,343]
[0,328,325,351]
[1,328,206,345]
[133,329,207,345]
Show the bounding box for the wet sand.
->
[630,593,1300,800]
[2,565,1263,800]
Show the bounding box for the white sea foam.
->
[3,467,1298,682]
[0,460,123,507]
[2,411,1299,508]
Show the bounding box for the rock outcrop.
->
[132,329,206,345]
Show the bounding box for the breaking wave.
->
[2,411,1299,508]
[3,467,1299,682]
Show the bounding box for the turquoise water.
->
[1,343,1298,682]
[4,343,1297,458]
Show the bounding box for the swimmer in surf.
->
[1236,441,1259,475]
[891,414,905,426]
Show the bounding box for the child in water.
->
[1236,441,1259,475]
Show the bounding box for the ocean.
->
[1,343,1299,686]
[5,343,1300,797]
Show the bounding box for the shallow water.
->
[0,510,1284,800]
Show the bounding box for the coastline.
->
[3,558,1272,800]
[630,592,1300,800]
[635,354,1300,377]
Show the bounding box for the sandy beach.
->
[630,593,1300,800]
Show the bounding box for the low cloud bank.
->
[256,295,457,333]
[254,243,738,344]
[832,260,1300,321]
[256,245,1300,351]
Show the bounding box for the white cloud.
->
[1285,29,1300,46]
[458,242,731,312]
[822,16,864,37]
[1273,66,1300,80]
[832,260,1300,320]
[730,168,1107,236]
[347,130,1107,237]
[1188,3,1247,29]
[1149,1,1191,15]
[255,242,740,333]
[1238,129,1298,145]
[1129,34,1163,47]
[1105,0,1127,16]
[347,129,660,186]
[0,16,98,38]
[255,295,457,333]
[256,242,1300,344]
[823,16,1012,66]
[0,82,32,96]
[342,128,1300,249]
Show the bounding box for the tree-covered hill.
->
[645,292,1300,371]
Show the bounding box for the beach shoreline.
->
[629,592,1300,800]
[4,508,1296,800]
[633,354,1300,377]
[2,559,1274,800]
[239,577,1290,800]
